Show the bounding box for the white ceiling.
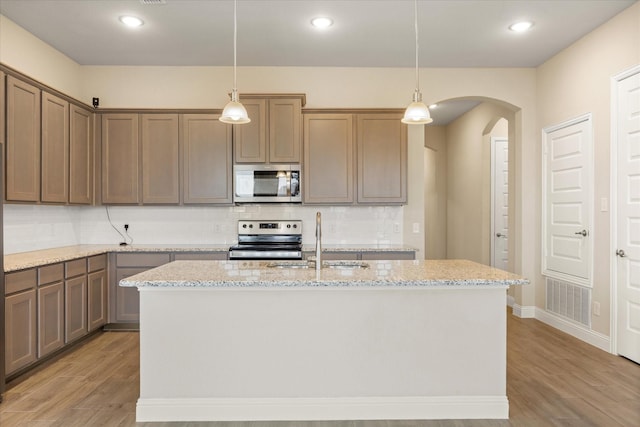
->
[0,0,635,124]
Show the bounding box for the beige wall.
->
[445,103,516,266]
[0,15,82,98]
[424,126,447,259]
[536,2,640,336]
[0,13,539,309]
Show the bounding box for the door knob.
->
[496,233,507,238]
[616,249,627,258]
[574,229,588,237]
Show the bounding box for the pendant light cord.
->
[233,0,237,92]
[414,0,420,94]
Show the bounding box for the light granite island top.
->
[119,259,528,288]
[124,259,528,423]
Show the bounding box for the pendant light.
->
[220,0,250,124]
[402,0,433,125]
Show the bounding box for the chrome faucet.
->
[315,212,322,271]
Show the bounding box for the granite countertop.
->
[4,244,417,273]
[4,244,230,272]
[119,259,529,288]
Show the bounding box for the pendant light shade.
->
[402,0,432,125]
[220,0,250,124]
[220,89,250,124]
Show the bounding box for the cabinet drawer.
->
[88,254,107,272]
[116,253,171,268]
[361,251,415,261]
[5,269,37,294]
[38,263,64,285]
[173,252,228,261]
[65,258,87,279]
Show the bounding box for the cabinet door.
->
[69,104,94,204]
[357,114,407,204]
[141,114,179,204]
[5,289,37,375]
[181,114,233,204]
[102,113,139,204]
[173,252,228,260]
[41,91,69,203]
[233,99,267,163]
[65,275,88,343]
[115,268,146,322]
[0,71,5,146]
[88,270,107,331]
[361,251,416,260]
[269,98,301,163]
[304,114,354,204]
[6,76,40,202]
[38,282,64,357]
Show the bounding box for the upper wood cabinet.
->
[41,91,69,203]
[6,76,41,202]
[268,98,302,163]
[69,105,94,205]
[101,113,140,204]
[0,71,5,146]
[234,95,302,164]
[181,114,233,204]
[303,114,354,204]
[233,99,267,163]
[141,114,180,204]
[356,114,407,204]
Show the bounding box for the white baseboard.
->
[534,308,611,353]
[512,304,536,318]
[136,396,509,422]
[506,295,515,308]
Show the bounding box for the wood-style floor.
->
[1,310,638,426]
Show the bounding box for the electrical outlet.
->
[412,223,420,233]
[593,301,600,316]
[393,223,400,233]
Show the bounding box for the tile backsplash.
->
[3,204,403,254]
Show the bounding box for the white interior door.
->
[491,137,508,270]
[615,69,640,364]
[543,116,593,285]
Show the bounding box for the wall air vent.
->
[545,277,591,327]
[140,0,167,5]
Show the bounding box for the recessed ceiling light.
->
[119,15,144,27]
[311,17,333,29]
[509,21,534,32]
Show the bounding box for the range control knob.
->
[287,224,291,228]
[249,224,253,228]
[293,224,298,228]
[242,224,247,228]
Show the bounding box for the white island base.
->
[134,279,511,422]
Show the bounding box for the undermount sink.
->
[266,260,370,269]
[267,261,312,269]
[323,260,370,269]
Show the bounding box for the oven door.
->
[234,164,301,203]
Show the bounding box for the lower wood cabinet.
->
[5,289,37,375]
[65,275,87,343]
[38,282,64,357]
[112,253,171,323]
[88,269,107,332]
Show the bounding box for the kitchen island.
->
[120,259,528,422]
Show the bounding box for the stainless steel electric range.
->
[228,220,303,260]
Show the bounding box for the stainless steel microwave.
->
[233,164,301,203]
